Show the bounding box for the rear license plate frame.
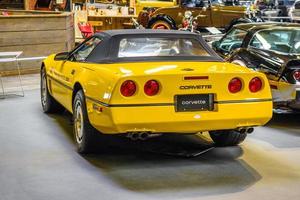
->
[175,94,214,112]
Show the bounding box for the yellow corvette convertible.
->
[41,30,273,153]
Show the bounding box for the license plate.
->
[175,94,214,112]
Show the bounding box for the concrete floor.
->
[0,74,300,200]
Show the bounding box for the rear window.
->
[118,37,211,58]
[249,29,300,54]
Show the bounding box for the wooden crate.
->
[0,10,74,72]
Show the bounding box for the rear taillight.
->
[228,78,242,93]
[144,80,160,96]
[120,80,136,97]
[293,71,300,81]
[249,77,262,93]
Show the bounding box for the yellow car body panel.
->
[43,56,273,134]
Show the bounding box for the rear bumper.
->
[87,99,273,134]
[290,89,300,109]
[274,89,300,110]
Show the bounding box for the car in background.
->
[212,23,300,112]
[255,0,294,21]
[145,0,261,31]
[289,0,300,22]
[41,29,272,153]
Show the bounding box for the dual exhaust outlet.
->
[237,127,254,134]
[127,127,253,141]
[126,132,162,141]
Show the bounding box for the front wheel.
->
[73,90,102,154]
[209,130,247,147]
[40,67,64,113]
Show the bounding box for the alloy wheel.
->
[74,100,84,144]
[41,71,47,108]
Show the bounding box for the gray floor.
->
[0,76,300,200]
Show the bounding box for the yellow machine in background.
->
[135,0,177,14]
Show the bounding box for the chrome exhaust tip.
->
[127,133,139,141]
[237,127,254,134]
[237,128,247,134]
[246,127,254,134]
[139,132,149,140]
[126,132,162,141]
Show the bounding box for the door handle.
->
[71,69,76,75]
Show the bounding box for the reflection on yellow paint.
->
[144,65,177,74]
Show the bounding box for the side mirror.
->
[212,41,220,50]
[54,52,69,61]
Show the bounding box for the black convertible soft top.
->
[74,29,223,63]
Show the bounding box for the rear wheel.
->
[40,67,64,113]
[73,90,101,154]
[209,130,247,147]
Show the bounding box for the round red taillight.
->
[293,71,300,81]
[249,77,263,93]
[120,80,136,97]
[144,80,160,96]
[228,78,242,93]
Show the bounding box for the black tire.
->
[40,67,64,113]
[73,90,100,154]
[150,20,172,29]
[148,15,176,29]
[209,130,247,147]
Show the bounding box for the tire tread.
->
[209,130,247,147]
[73,90,101,154]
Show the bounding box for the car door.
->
[210,2,246,28]
[179,0,212,27]
[53,37,102,111]
[247,32,291,101]
[49,57,68,104]
[247,32,284,78]
[135,0,176,15]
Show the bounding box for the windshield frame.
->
[217,27,248,54]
